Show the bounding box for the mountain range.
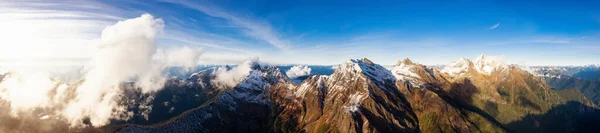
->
[113,55,600,133]
[1,55,600,133]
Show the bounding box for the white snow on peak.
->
[389,60,422,86]
[286,65,311,79]
[473,55,508,75]
[327,58,396,93]
[585,64,600,68]
[524,66,565,78]
[237,70,265,89]
[441,55,510,77]
[217,70,270,109]
[335,59,366,73]
[342,58,395,83]
[294,76,328,97]
[441,58,472,77]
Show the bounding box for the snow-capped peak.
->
[440,57,473,77]
[338,58,395,83]
[584,64,600,68]
[389,58,421,86]
[336,58,372,73]
[399,58,415,66]
[441,55,510,77]
[473,54,508,75]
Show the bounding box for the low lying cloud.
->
[62,13,166,127]
[155,47,204,69]
[212,58,259,88]
[0,14,205,128]
[0,71,57,116]
[286,65,311,79]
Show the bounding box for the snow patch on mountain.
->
[218,70,270,111]
[441,55,509,77]
[294,75,328,97]
[237,70,266,89]
[345,58,396,83]
[441,58,472,77]
[525,66,566,79]
[389,61,422,86]
[473,55,508,75]
[344,93,366,113]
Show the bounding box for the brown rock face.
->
[393,58,598,133]
[274,58,420,133]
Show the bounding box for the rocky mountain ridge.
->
[117,55,600,133]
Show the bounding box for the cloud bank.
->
[0,14,204,128]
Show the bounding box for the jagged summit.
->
[440,57,473,77]
[359,57,374,65]
[440,55,510,77]
[473,54,508,75]
[338,58,396,84]
[390,58,422,86]
[399,58,415,65]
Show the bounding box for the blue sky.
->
[1,0,599,65]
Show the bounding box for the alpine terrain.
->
[102,55,600,133]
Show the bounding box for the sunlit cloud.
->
[489,23,500,30]
[163,0,291,50]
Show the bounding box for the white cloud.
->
[0,1,130,64]
[154,46,204,70]
[489,23,500,30]
[0,71,56,116]
[211,58,259,88]
[165,0,290,50]
[533,39,571,44]
[286,65,311,79]
[63,13,165,127]
[0,13,206,128]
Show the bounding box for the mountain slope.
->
[274,58,419,133]
[393,55,600,132]
[119,58,421,133]
[545,76,600,105]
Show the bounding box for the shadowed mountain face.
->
[114,68,227,125]
[530,65,600,106]
[545,76,600,106]
[506,101,600,133]
[572,66,600,81]
[391,58,566,133]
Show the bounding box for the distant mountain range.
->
[528,65,600,106]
